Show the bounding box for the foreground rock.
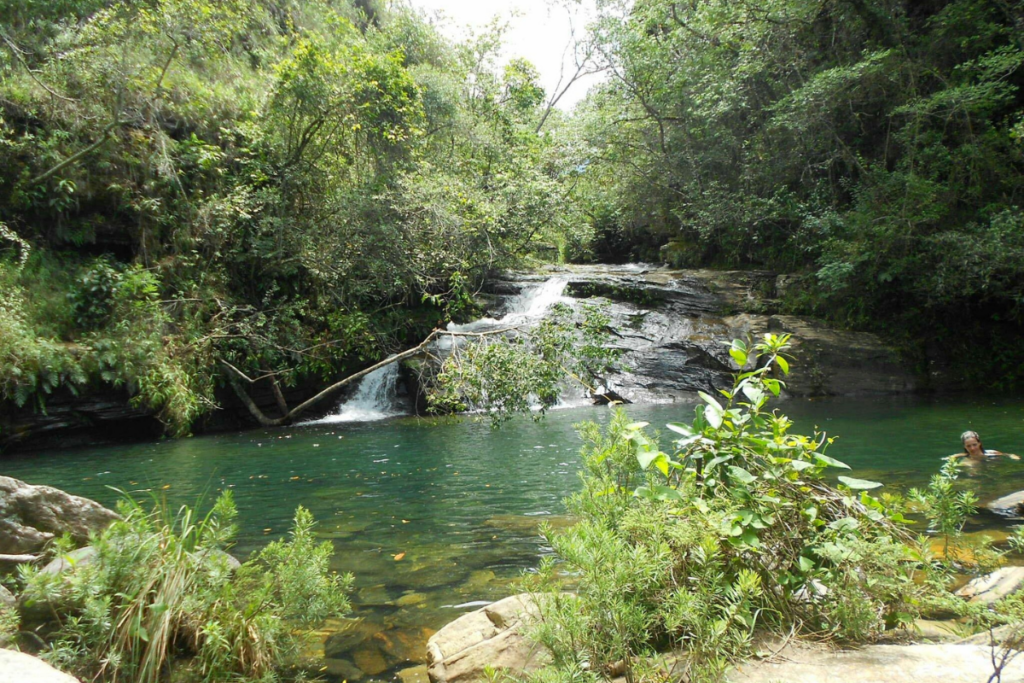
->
[0,476,119,556]
[0,649,82,683]
[426,594,547,683]
[727,641,1024,682]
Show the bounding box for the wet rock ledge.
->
[481,265,917,405]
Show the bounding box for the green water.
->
[4,396,1024,678]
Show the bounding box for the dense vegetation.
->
[0,0,570,437]
[562,0,1024,385]
[3,0,1024,441]
[4,492,349,682]
[522,336,1024,683]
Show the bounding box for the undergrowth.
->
[16,490,351,683]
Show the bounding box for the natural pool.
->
[4,396,1024,679]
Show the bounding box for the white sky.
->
[405,0,602,110]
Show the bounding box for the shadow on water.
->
[4,395,1024,679]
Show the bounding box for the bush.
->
[17,491,351,683]
[524,334,939,683]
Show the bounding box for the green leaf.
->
[775,355,789,374]
[740,383,765,406]
[837,476,883,490]
[813,453,851,470]
[729,347,748,367]
[798,555,815,573]
[728,466,756,484]
[789,460,814,471]
[698,390,723,411]
[627,421,649,430]
[665,422,694,436]
[650,484,684,501]
[704,402,723,429]
[636,448,665,471]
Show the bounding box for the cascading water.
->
[446,276,569,334]
[306,362,403,424]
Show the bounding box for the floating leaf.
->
[393,552,406,561]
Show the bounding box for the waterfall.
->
[306,362,402,424]
[307,275,571,423]
[447,276,569,334]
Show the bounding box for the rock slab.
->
[0,649,82,683]
[956,566,1024,604]
[728,641,1024,683]
[0,476,119,555]
[987,490,1024,519]
[427,594,547,683]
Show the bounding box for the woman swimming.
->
[948,430,1020,463]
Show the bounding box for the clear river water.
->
[4,396,1024,679]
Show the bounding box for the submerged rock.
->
[0,476,119,555]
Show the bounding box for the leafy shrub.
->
[525,335,937,682]
[18,491,351,683]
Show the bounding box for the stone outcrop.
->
[727,641,1024,683]
[0,476,119,555]
[480,266,917,405]
[426,594,547,683]
[955,566,1024,604]
[987,490,1024,519]
[0,649,82,683]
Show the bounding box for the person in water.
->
[949,430,1020,463]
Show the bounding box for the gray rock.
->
[470,266,917,406]
[987,490,1024,519]
[0,648,82,683]
[0,585,14,611]
[727,641,1024,682]
[427,594,547,683]
[38,546,98,576]
[0,477,119,555]
[955,566,1024,604]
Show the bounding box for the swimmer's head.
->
[961,430,984,456]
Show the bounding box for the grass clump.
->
[524,334,943,683]
[16,490,351,683]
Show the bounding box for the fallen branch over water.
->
[220,326,519,427]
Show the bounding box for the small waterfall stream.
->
[306,362,403,424]
[311,277,571,423]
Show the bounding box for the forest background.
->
[1,0,1022,439]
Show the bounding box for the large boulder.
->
[0,477,119,555]
[426,594,548,683]
[727,641,1024,682]
[0,649,82,683]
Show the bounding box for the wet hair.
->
[961,430,982,449]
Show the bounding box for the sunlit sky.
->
[406,0,602,110]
